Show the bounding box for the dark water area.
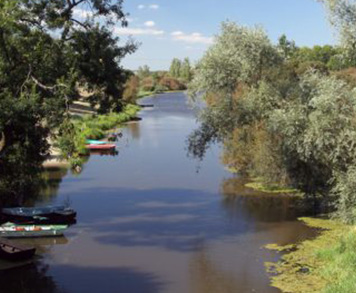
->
[0,93,316,293]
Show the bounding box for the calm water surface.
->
[0,93,315,293]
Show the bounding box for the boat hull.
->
[0,240,36,261]
[85,144,116,150]
[0,224,68,238]
[1,206,76,225]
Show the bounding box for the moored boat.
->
[1,205,76,224]
[0,238,36,261]
[85,139,110,145]
[85,144,116,150]
[0,223,68,238]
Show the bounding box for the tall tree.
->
[0,0,137,202]
[137,65,150,79]
[320,0,356,66]
[181,57,192,81]
[169,58,182,78]
[278,34,298,59]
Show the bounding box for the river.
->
[0,92,315,293]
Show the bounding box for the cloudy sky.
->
[76,0,336,70]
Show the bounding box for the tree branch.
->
[70,18,90,29]
[31,76,68,91]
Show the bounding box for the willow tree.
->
[0,0,137,202]
[188,21,282,160]
[320,0,356,67]
[188,18,356,223]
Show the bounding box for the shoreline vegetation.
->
[44,87,184,170]
[44,104,141,169]
[44,56,193,171]
[265,217,355,293]
[185,1,356,291]
[244,178,301,194]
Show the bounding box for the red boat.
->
[85,144,116,150]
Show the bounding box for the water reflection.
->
[0,261,62,293]
[190,249,258,293]
[126,121,141,140]
[221,177,315,222]
[87,149,119,156]
[0,93,318,293]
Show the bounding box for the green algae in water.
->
[245,182,300,194]
[265,217,353,293]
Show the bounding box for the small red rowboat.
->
[85,144,116,150]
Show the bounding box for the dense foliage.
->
[0,0,137,202]
[188,17,356,223]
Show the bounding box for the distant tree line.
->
[122,58,193,103]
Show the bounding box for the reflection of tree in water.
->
[189,249,241,293]
[0,153,89,207]
[220,177,316,222]
[127,122,141,140]
[0,261,64,293]
[27,167,69,206]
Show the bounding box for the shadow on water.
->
[0,261,62,293]
[0,260,164,293]
[221,177,318,223]
[63,183,316,253]
[0,93,322,292]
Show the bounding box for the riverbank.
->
[266,217,355,293]
[137,89,185,99]
[43,104,141,168]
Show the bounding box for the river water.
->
[0,92,315,293]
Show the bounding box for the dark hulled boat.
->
[0,239,36,261]
[1,205,76,224]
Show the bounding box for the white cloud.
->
[115,27,164,36]
[138,4,145,9]
[72,8,94,19]
[144,21,155,27]
[149,4,159,9]
[171,31,213,44]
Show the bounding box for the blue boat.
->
[1,205,76,224]
[85,139,110,145]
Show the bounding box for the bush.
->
[159,77,186,91]
[141,76,155,92]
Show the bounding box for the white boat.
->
[0,223,68,238]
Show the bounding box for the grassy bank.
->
[137,89,185,99]
[243,177,300,194]
[56,104,141,166]
[266,217,355,292]
[73,104,140,140]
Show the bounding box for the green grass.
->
[265,217,355,293]
[319,230,356,293]
[137,90,155,98]
[57,104,141,165]
[74,104,140,141]
[245,178,300,194]
[137,89,186,99]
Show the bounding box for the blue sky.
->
[77,0,336,70]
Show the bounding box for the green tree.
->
[278,34,298,59]
[137,65,150,79]
[181,57,192,81]
[0,0,137,201]
[188,19,356,223]
[169,58,182,78]
[320,0,356,66]
[188,22,282,158]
